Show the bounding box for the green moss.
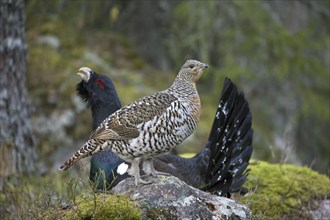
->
[61,193,141,220]
[241,161,330,219]
[2,172,141,220]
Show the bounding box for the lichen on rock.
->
[112,175,251,220]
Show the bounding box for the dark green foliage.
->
[168,0,330,172]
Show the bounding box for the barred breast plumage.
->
[59,59,208,185]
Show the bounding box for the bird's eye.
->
[189,64,195,69]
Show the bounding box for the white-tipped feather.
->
[117,162,129,175]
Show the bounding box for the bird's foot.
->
[135,176,153,186]
[143,159,170,177]
[128,159,153,186]
[149,170,170,177]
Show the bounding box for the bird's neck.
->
[170,78,197,96]
[91,101,120,130]
[91,103,109,130]
[170,77,201,122]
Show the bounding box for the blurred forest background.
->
[0,0,329,219]
[22,0,330,174]
[23,0,329,176]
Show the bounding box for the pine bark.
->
[0,0,36,176]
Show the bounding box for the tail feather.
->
[229,134,253,193]
[202,78,239,192]
[59,139,103,171]
[230,168,250,192]
[207,81,237,144]
[230,130,253,168]
[202,78,253,196]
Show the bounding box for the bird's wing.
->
[89,124,139,140]
[90,92,178,140]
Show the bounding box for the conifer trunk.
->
[0,0,36,176]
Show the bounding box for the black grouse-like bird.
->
[74,67,253,196]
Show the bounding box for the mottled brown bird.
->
[59,60,208,185]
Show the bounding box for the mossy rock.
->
[50,193,141,220]
[241,160,330,219]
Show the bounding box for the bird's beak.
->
[77,67,92,82]
[197,63,208,74]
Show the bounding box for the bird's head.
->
[76,67,120,106]
[76,67,121,129]
[177,60,208,83]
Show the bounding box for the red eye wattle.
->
[95,78,105,89]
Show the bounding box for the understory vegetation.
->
[1,160,329,219]
[1,1,329,219]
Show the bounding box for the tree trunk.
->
[0,0,36,176]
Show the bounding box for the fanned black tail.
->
[201,78,253,196]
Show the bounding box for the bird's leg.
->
[143,159,170,177]
[128,159,152,185]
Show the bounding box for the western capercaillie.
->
[68,64,253,197]
[60,60,209,186]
